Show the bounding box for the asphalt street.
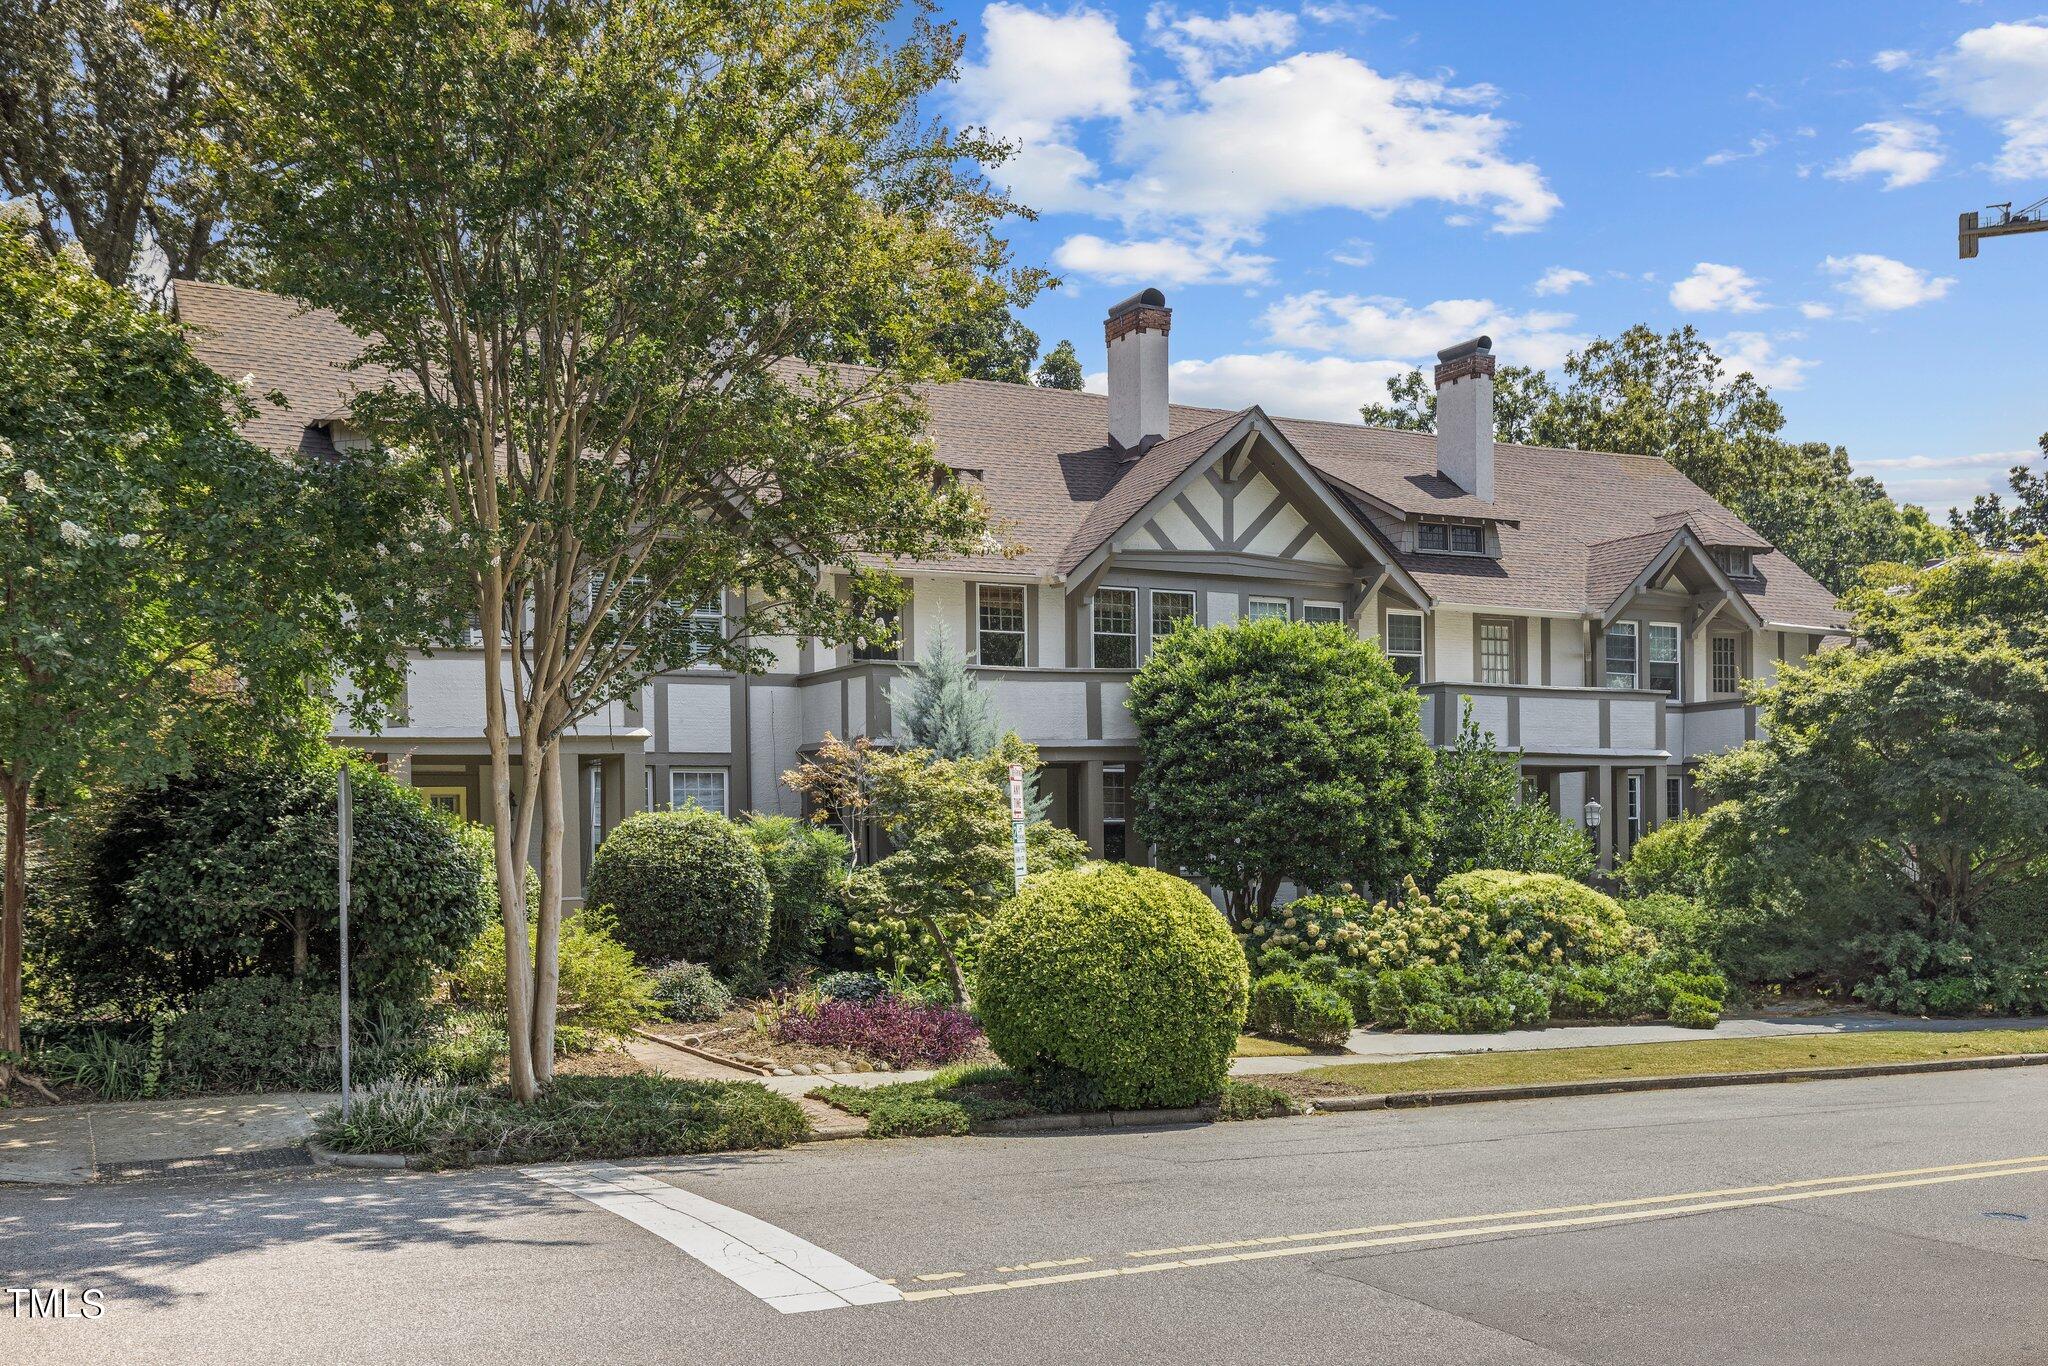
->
[6,1069,2047,1364]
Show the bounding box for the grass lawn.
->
[1302,1028,2048,1096]
[1234,1034,1311,1058]
[812,1066,1298,1136]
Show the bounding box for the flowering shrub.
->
[771,995,984,1069]
[1436,870,1641,970]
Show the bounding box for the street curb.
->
[976,1104,1220,1134]
[305,1141,416,1171]
[1325,1050,2048,1112]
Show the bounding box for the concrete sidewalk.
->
[1230,1011,2045,1074]
[0,1092,336,1186]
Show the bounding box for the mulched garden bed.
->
[643,1004,999,1074]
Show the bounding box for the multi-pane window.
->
[588,765,605,860]
[977,584,1026,666]
[1247,597,1291,620]
[1418,522,1483,553]
[1092,588,1137,669]
[1303,602,1346,628]
[1150,590,1195,642]
[673,591,723,664]
[669,768,728,816]
[1101,765,1129,862]
[1626,774,1643,844]
[1712,635,1741,694]
[1665,775,1683,820]
[1604,622,1639,689]
[1711,546,1754,577]
[1385,611,1424,682]
[1478,620,1514,685]
[1451,525,1483,553]
[1647,623,1682,699]
[1418,523,1449,551]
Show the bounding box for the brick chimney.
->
[1105,288,1171,452]
[1433,335,1495,502]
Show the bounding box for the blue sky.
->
[938,0,2048,515]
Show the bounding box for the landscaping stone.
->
[793,1064,813,1076]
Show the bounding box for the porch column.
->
[1079,759,1105,858]
[1593,763,1615,871]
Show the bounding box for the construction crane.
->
[1959,196,2048,258]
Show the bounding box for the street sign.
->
[1008,762,1027,890]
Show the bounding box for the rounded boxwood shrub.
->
[976,864,1248,1109]
[647,961,733,1023]
[1246,972,1354,1046]
[584,809,771,974]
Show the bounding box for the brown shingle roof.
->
[173,281,1847,629]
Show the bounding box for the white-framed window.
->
[1665,775,1683,820]
[588,765,604,857]
[669,768,728,816]
[1604,622,1639,689]
[1711,546,1754,577]
[1626,773,1643,844]
[646,767,656,812]
[977,584,1026,667]
[1092,587,1138,669]
[1303,601,1346,628]
[1150,589,1195,643]
[1418,521,1484,553]
[1478,619,1515,685]
[1384,610,1424,682]
[1101,764,1129,862]
[417,786,467,819]
[1647,622,1682,700]
[1247,597,1291,620]
[682,592,724,665]
[851,584,900,662]
[1711,635,1741,694]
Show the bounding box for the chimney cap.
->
[1109,287,1167,315]
[1436,335,1493,363]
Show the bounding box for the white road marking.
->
[526,1162,903,1314]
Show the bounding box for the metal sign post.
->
[337,764,353,1122]
[1007,762,1027,892]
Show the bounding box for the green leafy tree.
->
[0,0,254,292]
[206,0,1014,1096]
[0,225,434,1062]
[1951,436,2048,551]
[1358,363,1557,443]
[850,748,1083,1004]
[1426,704,1594,886]
[1129,618,1434,921]
[1034,338,1084,391]
[1699,626,2048,966]
[888,626,998,758]
[1848,544,2048,659]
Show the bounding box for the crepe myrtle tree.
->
[203,0,1017,1097]
[1129,617,1435,922]
[0,221,444,1071]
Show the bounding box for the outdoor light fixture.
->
[1583,798,1603,831]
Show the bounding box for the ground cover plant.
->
[767,991,984,1069]
[316,1074,808,1168]
[810,1067,1298,1136]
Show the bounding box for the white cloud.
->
[1702,134,1776,167]
[1260,291,1585,367]
[1087,352,1411,422]
[1145,4,1297,82]
[1053,232,1273,285]
[1714,332,1816,390]
[1931,21,2048,177]
[1872,49,1912,73]
[955,11,1561,239]
[1798,300,1834,319]
[1531,266,1591,296]
[1300,1,1390,25]
[955,4,1137,212]
[1825,119,1943,190]
[1856,449,2033,515]
[1669,262,1768,313]
[1821,253,1954,311]
[1329,237,1374,267]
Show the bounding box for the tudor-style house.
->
[175,281,1848,902]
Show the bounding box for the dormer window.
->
[1710,546,1754,577]
[1418,520,1485,554]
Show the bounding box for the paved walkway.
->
[1230,1012,2045,1074]
[0,1092,337,1186]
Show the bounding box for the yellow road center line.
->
[913,1271,965,1282]
[901,1161,2048,1304]
[1125,1153,2048,1258]
[996,1257,1094,1273]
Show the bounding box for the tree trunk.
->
[482,573,539,1102]
[0,771,25,1059]
[530,741,565,1082]
[923,914,971,1007]
[292,911,308,980]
